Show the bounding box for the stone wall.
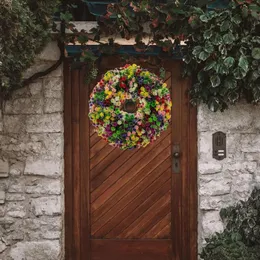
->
[198,103,260,247]
[0,42,64,260]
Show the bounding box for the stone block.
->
[6,194,25,201]
[44,98,63,113]
[3,115,27,134]
[200,174,231,196]
[25,178,61,195]
[231,173,253,194]
[241,134,260,153]
[0,159,9,178]
[24,159,62,177]
[10,241,60,260]
[199,162,222,175]
[202,211,224,237]
[0,191,5,204]
[23,60,57,79]
[8,180,25,193]
[29,81,42,96]
[198,103,254,132]
[245,153,260,161]
[31,196,61,216]
[200,195,232,210]
[29,133,63,159]
[26,113,63,133]
[37,41,61,61]
[9,161,25,176]
[4,98,43,115]
[0,241,6,254]
[43,77,63,99]
[6,202,26,218]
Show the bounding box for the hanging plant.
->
[89,64,172,150]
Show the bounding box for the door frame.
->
[64,57,198,260]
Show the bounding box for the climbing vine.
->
[0,0,60,97]
[0,0,260,111]
[201,188,260,260]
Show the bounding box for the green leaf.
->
[192,46,203,57]
[238,56,249,72]
[232,14,242,25]
[211,33,222,45]
[224,77,237,89]
[233,68,247,79]
[200,14,208,22]
[205,42,214,54]
[220,20,231,32]
[210,75,221,87]
[203,29,213,39]
[223,33,235,45]
[204,60,217,71]
[252,48,260,60]
[224,57,235,68]
[199,51,210,61]
[208,97,220,112]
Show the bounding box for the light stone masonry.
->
[198,103,260,250]
[0,41,63,259]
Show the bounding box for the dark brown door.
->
[64,57,197,260]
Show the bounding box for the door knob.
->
[173,152,180,158]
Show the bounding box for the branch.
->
[22,39,65,87]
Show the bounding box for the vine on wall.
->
[0,0,259,111]
[201,188,260,260]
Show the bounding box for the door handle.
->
[172,144,181,174]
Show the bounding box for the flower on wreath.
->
[89,64,172,150]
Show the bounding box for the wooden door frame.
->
[64,58,198,260]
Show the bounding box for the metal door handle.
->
[172,144,181,174]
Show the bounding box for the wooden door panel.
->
[64,58,198,260]
[91,240,172,260]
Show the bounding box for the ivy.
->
[201,188,260,260]
[185,1,260,111]
[0,0,60,96]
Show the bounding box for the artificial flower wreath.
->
[89,64,172,150]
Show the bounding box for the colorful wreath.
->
[89,64,172,150]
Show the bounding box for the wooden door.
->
[64,57,197,260]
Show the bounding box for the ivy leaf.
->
[192,46,203,57]
[205,42,214,54]
[252,48,260,60]
[223,33,235,45]
[232,14,242,25]
[200,14,208,22]
[203,29,213,40]
[224,57,235,68]
[197,70,206,83]
[220,20,231,32]
[211,33,222,45]
[208,97,220,112]
[234,68,247,79]
[210,75,221,87]
[204,60,217,71]
[238,56,249,72]
[199,51,210,61]
[224,76,237,89]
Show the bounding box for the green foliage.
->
[0,0,59,92]
[73,0,260,111]
[185,1,260,111]
[201,188,260,260]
